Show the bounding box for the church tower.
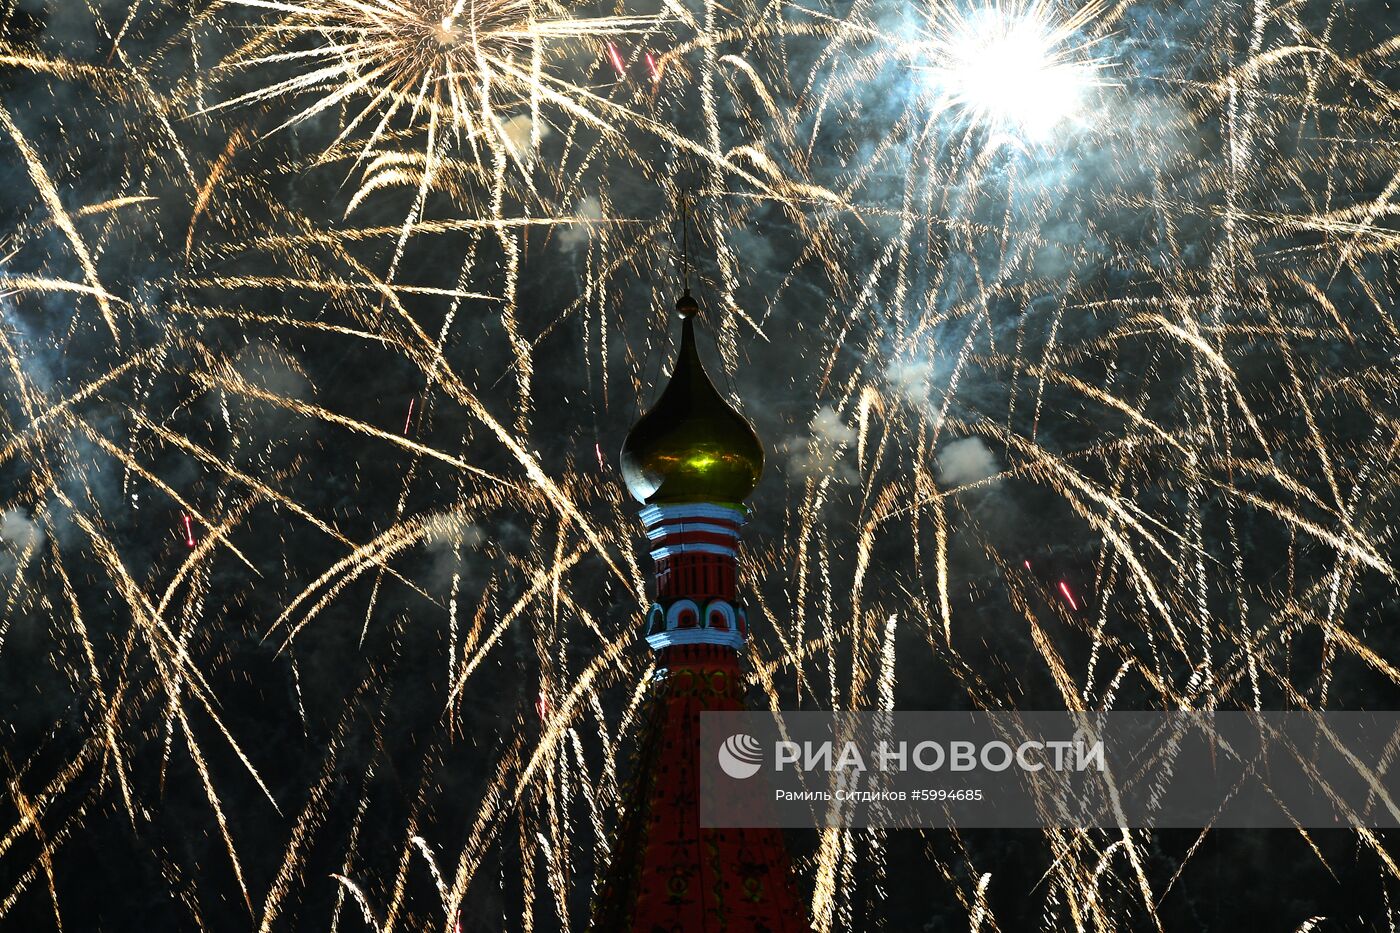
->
[589,289,812,932]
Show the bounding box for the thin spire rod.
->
[679,191,692,296]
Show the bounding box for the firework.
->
[907,0,1112,139]
[0,0,1397,930]
[212,0,657,171]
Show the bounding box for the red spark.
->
[403,397,416,435]
[645,51,660,82]
[595,442,606,471]
[1023,560,1032,570]
[182,514,196,548]
[535,691,550,722]
[1057,580,1078,610]
[607,42,626,77]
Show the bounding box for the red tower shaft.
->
[590,504,811,932]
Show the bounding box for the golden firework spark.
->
[213,0,658,171]
[1,0,1399,930]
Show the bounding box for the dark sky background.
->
[1,0,1398,929]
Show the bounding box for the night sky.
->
[1,0,1398,929]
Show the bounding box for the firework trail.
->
[0,0,1397,930]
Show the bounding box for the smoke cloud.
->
[423,511,487,591]
[936,437,999,486]
[783,406,859,483]
[559,194,603,252]
[502,113,551,156]
[0,507,44,576]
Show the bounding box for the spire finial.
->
[676,192,698,318]
[679,191,691,294]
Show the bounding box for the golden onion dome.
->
[619,292,764,504]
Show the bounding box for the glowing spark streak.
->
[52,557,136,826]
[125,408,435,608]
[407,835,450,914]
[179,711,255,913]
[182,514,196,548]
[0,104,117,341]
[969,871,992,932]
[184,276,500,302]
[57,490,281,808]
[1218,483,1394,578]
[446,549,586,706]
[0,276,128,307]
[330,874,382,932]
[257,217,599,243]
[933,494,951,643]
[59,417,260,577]
[403,397,416,435]
[187,127,251,259]
[645,51,659,82]
[162,304,396,346]
[355,267,642,598]
[0,351,151,468]
[594,442,605,471]
[256,761,343,933]
[3,765,64,932]
[1058,581,1078,610]
[877,614,898,711]
[193,367,513,486]
[1030,366,1189,455]
[444,639,633,927]
[490,56,827,216]
[718,54,798,148]
[3,195,155,253]
[983,422,1188,649]
[1141,313,1271,454]
[69,420,259,574]
[273,514,454,645]
[0,51,135,99]
[607,42,626,77]
[50,492,272,911]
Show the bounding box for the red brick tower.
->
[589,290,812,932]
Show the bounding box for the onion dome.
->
[619,292,764,504]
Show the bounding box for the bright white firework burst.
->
[913,0,1112,140]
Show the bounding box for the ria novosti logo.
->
[717,733,764,779]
